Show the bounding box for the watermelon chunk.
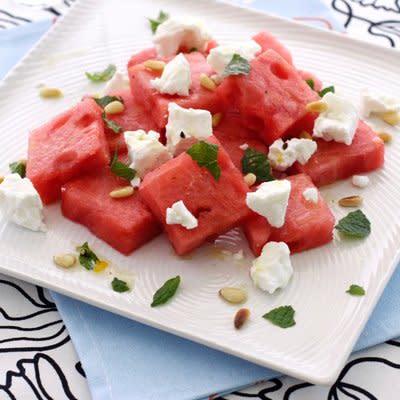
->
[139,136,250,255]
[253,31,293,65]
[26,98,110,204]
[128,52,221,130]
[213,111,268,170]
[61,166,161,255]
[216,49,319,145]
[104,90,159,154]
[243,174,335,256]
[291,120,385,186]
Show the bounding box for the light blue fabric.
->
[1,3,391,400]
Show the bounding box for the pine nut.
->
[244,173,257,187]
[39,87,63,98]
[300,131,313,140]
[53,254,76,269]
[306,100,328,113]
[377,131,392,143]
[104,100,124,115]
[381,111,400,126]
[94,260,109,273]
[0,176,3,184]
[219,287,247,304]
[212,112,222,128]
[143,59,165,72]
[200,73,217,92]
[338,195,363,207]
[110,186,134,198]
[234,308,250,330]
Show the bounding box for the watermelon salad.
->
[0,11,398,327]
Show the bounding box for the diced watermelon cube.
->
[26,98,110,204]
[128,52,221,130]
[253,31,293,65]
[61,166,161,255]
[104,90,159,154]
[213,111,268,170]
[139,136,250,255]
[291,120,385,186]
[216,50,319,145]
[243,174,335,256]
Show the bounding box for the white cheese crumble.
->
[124,130,172,178]
[239,143,249,151]
[130,175,141,188]
[352,175,370,188]
[360,88,400,118]
[153,16,211,57]
[313,93,359,145]
[302,187,319,204]
[0,173,46,232]
[250,241,293,294]
[206,40,261,82]
[268,138,317,171]
[246,179,291,228]
[150,53,191,96]
[166,200,198,229]
[165,103,212,154]
[103,71,130,94]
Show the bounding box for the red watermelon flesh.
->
[216,49,319,145]
[213,111,268,170]
[139,136,250,255]
[243,174,335,256]
[27,98,110,204]
[61,165,161,255]
[128,52,221,130]
[104,90,160,154]
[252,31,293,65]
[291,120,385,186]
[286,112,318,138]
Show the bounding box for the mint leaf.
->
[112,277,130,293]
[186,140,221,181]
[305,79,315,90]
[241,148,274,183]
[223,54,250,77]
[148,10,169,34]
[110,148,136,181]
[76,242,99,270]
[346,284,365,296]
[95,95,124,108]
[9,161,26,178]
[318,85,335,97]
[151,276,181,307]
[85,64,116,83]
[102,112,122,134]
[335,210,371,238]
[263,305,296,328]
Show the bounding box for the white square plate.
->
[1,0,400,385]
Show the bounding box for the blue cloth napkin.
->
[2,3,395,400]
